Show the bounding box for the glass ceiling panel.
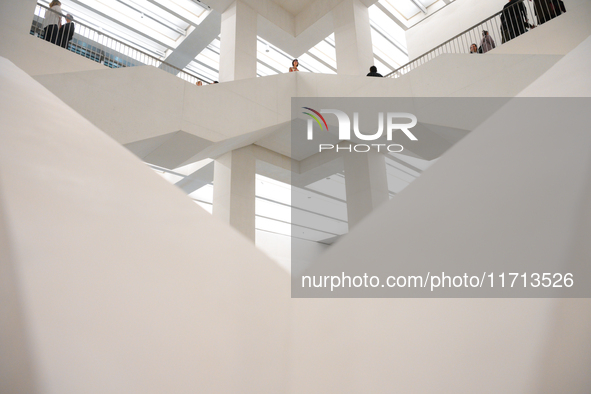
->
[307,34,337,69]
[369,5,407,51]
[257,39,290,73]
[371,31,408,69]
[64,0,181,44]
[293,185,348,221]
[119,0,191,33]
[305,175,347,202]
[257,62,277,77]
[256,175,291,206]
[418,0,440,8]
[372,57,393,74]
[383,0,421,20]
[369,3,409,72]
[151,0,210,25]
[298,53,335,74]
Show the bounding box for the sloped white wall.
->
[0,56,290,394]
[517,34,591,96]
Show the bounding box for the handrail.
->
[384,10,502,77]
[384,0,564,78]
[32,3,211,85]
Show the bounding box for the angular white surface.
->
[0,56,290,394]
[295,97,591,391]
[517,34,591,97]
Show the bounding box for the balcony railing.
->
[385,0,567,78]
[31,3,210,85]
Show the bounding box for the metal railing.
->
[31,3,210,85]
[385,0,567,78]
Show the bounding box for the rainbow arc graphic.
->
[302,107,328,132]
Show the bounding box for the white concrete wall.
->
[256,231,329,272]
[0,0,37,32]
[517,34,591,96]
[31,50,559,155]
[0,56,290,394]
[34,67,295,146]
[0,31,107,77]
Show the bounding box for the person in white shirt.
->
[42,0,62,45]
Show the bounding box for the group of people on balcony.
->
[470,0,566,53]
[289,59,384,78]
[500,0,566,43]
[470,30,496,54]
[42,0,75,49]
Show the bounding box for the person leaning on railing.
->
[42,0,62,44]
[366,65,383,77]
[57,13,75,49]
[289,59,299,72]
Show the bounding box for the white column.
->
[343,151,389,228]
[213,146,256,241]
[333,0,375,76]
[218,0,257,82]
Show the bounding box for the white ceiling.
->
[271,0,318,15]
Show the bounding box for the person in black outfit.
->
[366,65,383,77]
[534,0,566,25]
[501,0,533,41]
[57,14,75,49]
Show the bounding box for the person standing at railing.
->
[57,14,75,49]
[501,0,534,42]
[289,59,299,72]
[480,30,496,53]
[534,0,566,25]
[366,66,383,77]
[42,0,62,45]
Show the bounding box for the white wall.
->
[256,230,329,272]
[517,34,591,96]
[0,56,290,394]
[0,0,37,32]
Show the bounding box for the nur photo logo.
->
[302,107,418,153]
